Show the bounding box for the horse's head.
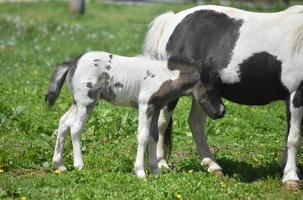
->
[192,63,225,119]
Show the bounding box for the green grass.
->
[0,1,303,199]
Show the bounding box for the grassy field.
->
[1,1,303,199]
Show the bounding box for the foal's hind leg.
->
[188,99,223,176]
[282,93,303,189]
[53,106,75,171]
[70,104,91,170]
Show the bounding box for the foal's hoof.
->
[74,164,84,170]
[58,165,67,171]
[282,180,300,190]
[158,159,171,171]
[135,169,146,179]
[214,170,224,177]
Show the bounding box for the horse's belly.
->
[218,82,288,105]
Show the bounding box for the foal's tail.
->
[45,63,70,106]
[45,56,80,106]
[143,11,175,59]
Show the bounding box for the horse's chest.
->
[218,52,289,105]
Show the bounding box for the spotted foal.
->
[45,51,225,178]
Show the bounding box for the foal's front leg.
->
[148,110,161,175]
[157,99,178,170]
[134,104,159,178]
[282,93,303,189]
[188,99,223,176]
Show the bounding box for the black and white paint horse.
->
[45,51,225,178]
[144,5,303,189]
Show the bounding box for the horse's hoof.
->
[214,170,224,177]
[282,180,300,190]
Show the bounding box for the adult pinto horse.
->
[143,5,303,189]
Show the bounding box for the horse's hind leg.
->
[53,106,75,171]
[188,99,223,176]
[282,92,303,190]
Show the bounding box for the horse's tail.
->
[143,11,175,59]
[45,56,80,106]
[163,116,173,160]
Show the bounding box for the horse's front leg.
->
[188,99,223,176]
[134,104,153,178]
[282,93,303,190]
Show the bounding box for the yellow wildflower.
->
[188,169,193,173]
[55,169,61,175]
[0,169,4,173]
[21,196,26,200]
[176,193,182,199]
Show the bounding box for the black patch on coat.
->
[87,85,100,100]
[144,70,156,80]
[217,52,289,105]
[99,72,116,101]
[293,81,303,108]
[114,82,124,88]
[166,10,243,68]
[109,54,113,59]
[94,63,98,67]
[106,64,111,70]
[94,59,101,62]
[86,82,93,88]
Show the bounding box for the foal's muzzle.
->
[198,89,226,119]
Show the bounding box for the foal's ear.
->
[210,71,221,85]
[198,63,211,84]
[198,62,221,85]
